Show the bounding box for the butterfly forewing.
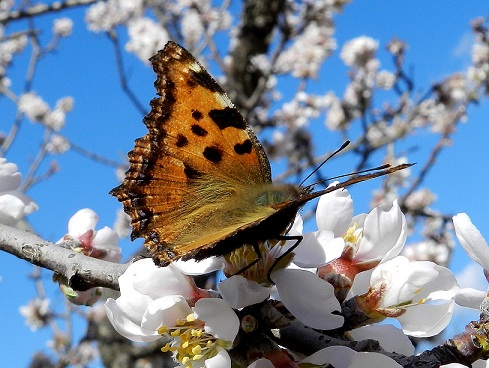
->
[111,41,282,265]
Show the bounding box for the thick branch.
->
[0,224,127,290]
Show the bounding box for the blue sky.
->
[1,1,489,366]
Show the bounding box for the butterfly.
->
[111,41,411,267]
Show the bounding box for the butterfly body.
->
[111,41,411,266]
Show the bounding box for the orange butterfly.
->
[111,41,411,266]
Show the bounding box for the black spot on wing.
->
[184,164,203,179]
[192,110,203,121]
[234,139,253,155]
[176,134,189,148]
[189,69,221,92]
[191,124,208,137]
[203,146,223,163]
[209,107,247,130]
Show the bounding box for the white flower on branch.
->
[19,298,51,331]
[276,24,336,78]
[56,96,74,112]
[0,33,27,67]
[85,0,144,32]
[404,188,437,211]
[349,256,458,337]
[104,258,240,368]
[113,208,131,238]
[0,0,14,15]
[0,158,38,226]
[403,239,450,265]
[58,208,121,263]
[18,92,50,122]
[45,134,70,154]
[181,8,204,48]
[340,36,379,68]
[375,70,396,90]
[53,17,73,37]
[125,17,168,64]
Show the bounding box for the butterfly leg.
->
[267,235,303,283]
[233,242,263,276]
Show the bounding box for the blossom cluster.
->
[104,184,488,368]
[85,0,232,63]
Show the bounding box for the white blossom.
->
[45,134,70,154]
[375,70,396,90]
[276,24,336,78]
[0,158,38,225]
[56,96,74,112]
[58,208,122,263]
[19,298,51,331]
[53,18,73,37]
[125,17,169,63]
[340,36,379,68]
[350,256,458,337]
[0,34,27,67]
[85,0,144,32]
[105,259,237,367]
[18,92,50,122]
[113,208,131,238]
[181,8,204,47]
[404,188,436,211]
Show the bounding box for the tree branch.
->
[0,0,98,24]
[0,224,127,290]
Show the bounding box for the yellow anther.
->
[181,356,190,364]
[193,354,203,360]
[161,343,171,352]
[186,313,196,322]
[170,329,181,337]
[158,326,168,335]
[192,345,202,355]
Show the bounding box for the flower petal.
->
[0,158,22,192]
[218,275,270,309]
[174,257,224,275]
[105,298,161,342]
[247,358,275,368]
[348,324,414,356]
[271,268,343,329]
[454,287,485,309]
[356,200,406,263]
[293,230,344,268]
[142,295,192,331]
[316,186,353,236]
[453,213,489,270]
[396,300,454,337]
[194,298,239,342]
[0,192,38,225]
[205,347,231,368]
[68,208,98,236]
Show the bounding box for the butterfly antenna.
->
[304,163,393,190]
[299,140,350,187]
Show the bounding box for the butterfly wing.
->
[111,41,275,265]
